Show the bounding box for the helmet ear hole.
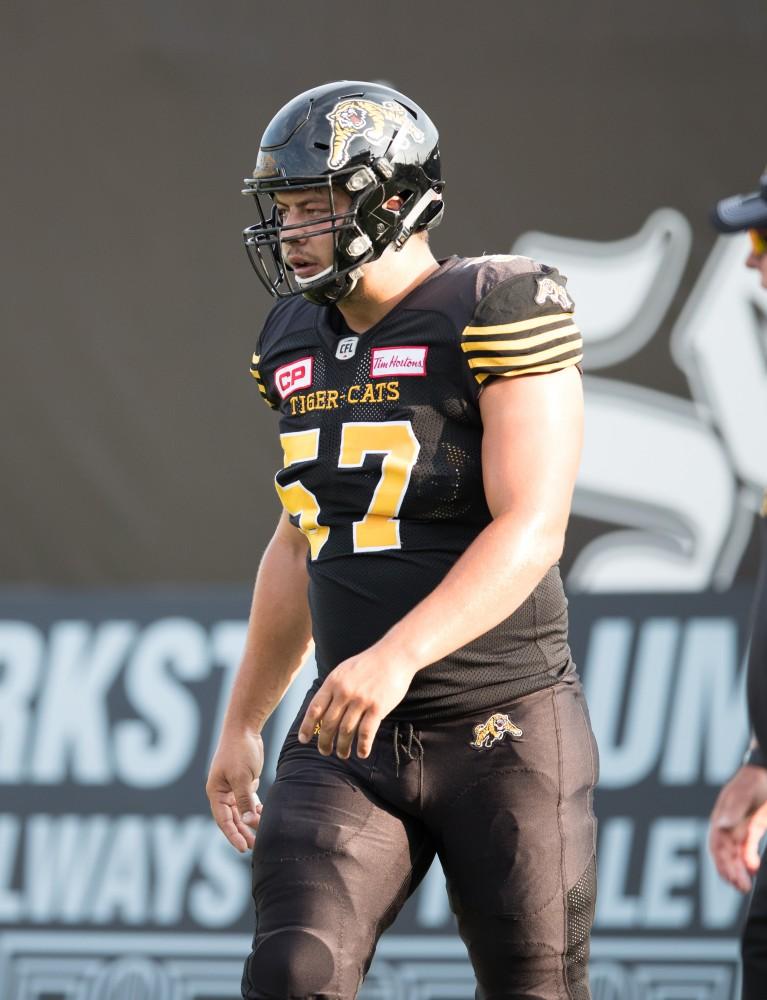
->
[384,194,406,212]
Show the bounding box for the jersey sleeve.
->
[249,348,279,410]
[460,267,582,387]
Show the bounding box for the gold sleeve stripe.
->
[251,353,260,364]
[467,339,583,370]
[461,324,580,353]
[475,354,583,383]
[462,312,573,338]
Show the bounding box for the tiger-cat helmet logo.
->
[326,99,425,170]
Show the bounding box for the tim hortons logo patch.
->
[534,276,573,311]
[325,99,425,170]
[275,357,313,399]
[469,712,523,751]
[370,346,427,377]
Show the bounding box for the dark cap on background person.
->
[711,166,767,232]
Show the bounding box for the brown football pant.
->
[242,674,598,1000]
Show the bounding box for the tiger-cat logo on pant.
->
[469,712,523,750]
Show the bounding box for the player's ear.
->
[384,195,405,212]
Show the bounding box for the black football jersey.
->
[251,255,582,720]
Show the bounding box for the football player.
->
[206,80,597,999]
[708,166,767,1000]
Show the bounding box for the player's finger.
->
[356,709,382,759]
[709,826,748,891]
[711,833,737,885]
[334,704,364,759]
[223,791,258,849]
[298,689,332,744]
[211,799,251,853]
[239,789,263,833]
[316,697,348,756]
[744,823,764,873]
[709,830,733,882]
[235,785,261,827]
[717,827,753,892]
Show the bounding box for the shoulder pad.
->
[460,265,581,386]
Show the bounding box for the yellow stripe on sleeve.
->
[461,312,574,338]
[467,339,582,370]
[461,323,581,353]
[474,354,583,383]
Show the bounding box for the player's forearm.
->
[221,527,312,735]
[377,509,564,673]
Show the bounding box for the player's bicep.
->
[479,367,583,531]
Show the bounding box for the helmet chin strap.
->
[294,264,334,287]
[393,189,443,250]
[300,266,363,307]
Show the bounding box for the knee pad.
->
[242,928,338,999]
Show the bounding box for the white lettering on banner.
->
[91,817,147,924]
[515,216,767,593]
[583,616,748,788]
[370,346,427,377]
[152,817,209,924]
[662,619,748,785]
[32,622,136,784]
[583,618,678,788]
[596,817,743,931]
[0,618,244,786]
[0,814,249,928]
[0,623,43,783]
[206,621,249,767]
[0,816,21,921]
[596,817,638,927]
[28,814,111,923]
[115,619,207,788]
[188,831,249,927]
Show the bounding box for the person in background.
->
[709,165,767,1000]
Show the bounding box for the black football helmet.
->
[242,81,444,305]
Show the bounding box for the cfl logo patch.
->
[469,712,523,750]
[275,357,313,399]
[335,336,359,361]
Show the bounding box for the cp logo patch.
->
[469,712,523,751]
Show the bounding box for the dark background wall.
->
[3,0,765,584]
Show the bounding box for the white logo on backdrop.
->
[515,213,767,593]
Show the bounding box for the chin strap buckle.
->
[393,189,443,251]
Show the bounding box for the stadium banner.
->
[0,587,752,1000]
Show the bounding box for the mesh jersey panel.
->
[253,255,580,720]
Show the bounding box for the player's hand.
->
[298,649,417,760]
[708,765,767,892]
[206,730,265,852]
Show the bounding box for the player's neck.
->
[336,242,440,334]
